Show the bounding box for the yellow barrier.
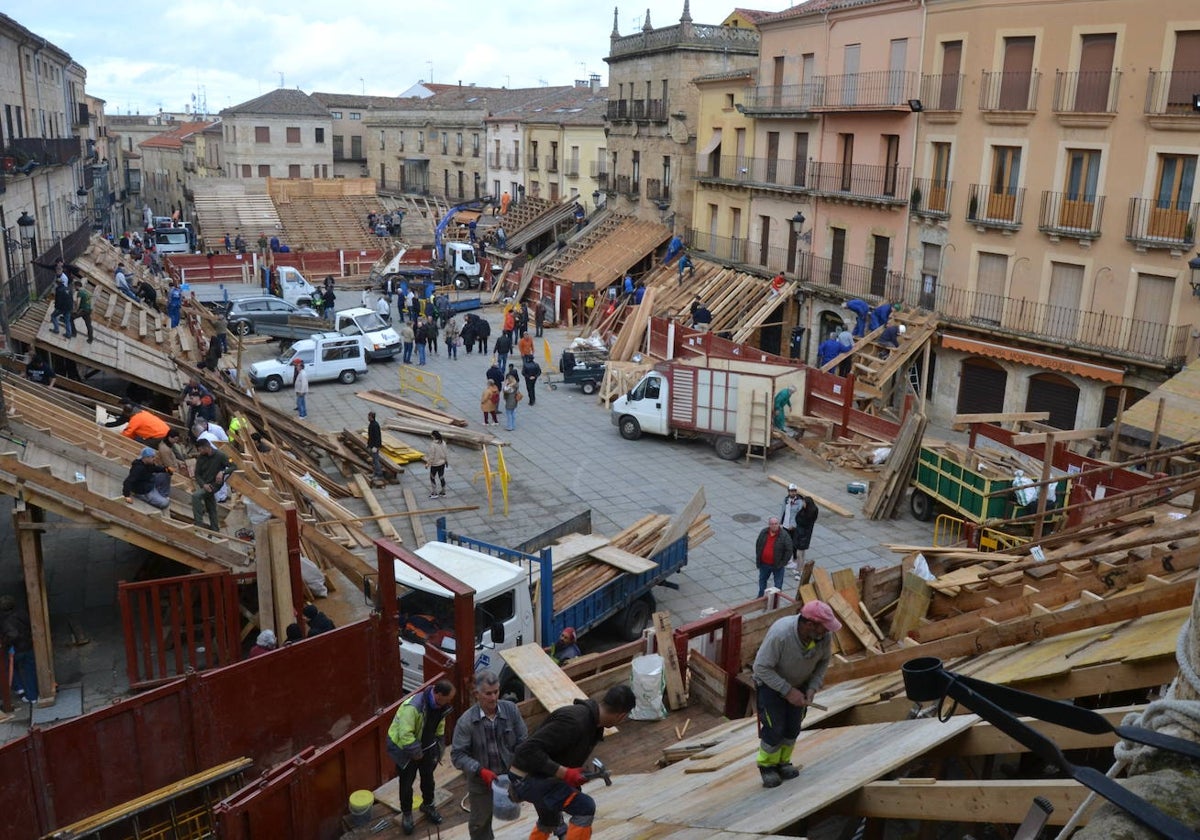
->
[933,514,963,548]
[979,527,1027,552]
[541,338,559,374]
[472,443,512,516]
[397,365,447,408]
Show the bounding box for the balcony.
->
[616,174,637,196]
[4,137,82,167]
[606,100,629,120]
[695,154,807,191]
[545,157,559,173]
[596,171,610,190]
[808,161,910,205]
[909,177,953,220]
[590,161,607,178]
[1126,197,1199,251]
[564,160,580,177]
[1038,191,1105,240]
[646,178,671,201]
[488,153,501,168]
[609,21,759,59]
[1052,70,1121,119]
[919,74,965,114]
[527,155,539,172]
[1144,70,1200,128]
[979,71,1040,122]
[743,83,822,115]
[504,153,519,171]
[74,103,90,128]
[607,98,669,123]
[967,183,1026,229]
[813,70,917,110]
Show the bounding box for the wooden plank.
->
[551,533,611,568]
[650,486,707,556]
[766,476,856,519]
[589,544,657,575]
[401,486,429,547]
[889,572,933,641]
[1011,427,1108,446]
[809,567,861,654]
[352,474,401,541]
[497,643,620,734]
[849,779,1091,826]
[652,611,688,711]
[952,411,1051,426]
[826,590,883,653]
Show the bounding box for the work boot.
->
[401,812,414,835]
[777,763,801,780]
[420,803,443,825]
[758,765,782,788]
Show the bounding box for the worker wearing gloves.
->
[510,684,636,840]
[752,601,841,788]
[451,670,529,840]
[387,679,456,835]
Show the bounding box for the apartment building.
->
[139,120,217,223]
[219,89,333,182]
[908,0,1200,429]
[310,93,415,180]
[604,3,760,230]
[519,82,609,210]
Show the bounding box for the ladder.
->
[745,389,771,471]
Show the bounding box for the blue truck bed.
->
[435,518,687,643]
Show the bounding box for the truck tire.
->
[453,274,470,290]
[910,489,935,522]
[498,664,525,702]
[615,594,655,642]
[232,320,252,336]
[339,369,358,385]
[581,380,597,395]
[264,375,283,393]
[618,416,641,441]
[714,436,745,461]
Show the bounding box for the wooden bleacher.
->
[192,182,283,248]
[268,178,383,251]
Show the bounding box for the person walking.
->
[444,316,460,360]
[386,679,456,835]
[400,321,415,364]
[425,430,448,497]
[191,437,230,531]
[522,356,542,406]
[73,280,95,343]
[50,275,76,337]
[509,685,636,840]
[755,517,794,597]
[414,318,429,365]
[451,670,529,840]
[494,332,512,372]
[785,489,819,569]
[780,484,806,568]
[773,386,795,431]
[534,300,546,337]
[752,601,841,788]
[502,372,522,431]
[481,379,500,426]
[367,411,384,479]
[427,310,440,356]
[475,315,491,355]
[293,360,309,418]
[517,332,535,360]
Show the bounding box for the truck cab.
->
[333,307,401,361]
[395,541,535,693]
[273,266,317,307]
[444,242,480,289]
[612,372,670,438]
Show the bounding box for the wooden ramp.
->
[550,218,671,288]
[819,310,937,402]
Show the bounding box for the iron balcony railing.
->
[589,161,607,178]
[1053,70,1121,114]
[979,70,1041,111]
[616,174,634,195]
[4,137,82,167]
[808,161,910,203]
[606,100,629,120]
[910,177,953,219]
[609,21,760,59]
[1126,197,1199,248]
[684,227,1191,364]
[563,160,580,177]
[744,83,823,112]
[488,153,502,168]
[527,155,539,171]
[1144,69,1200,115]
[1038,190,1105,238]
[695,154,807,190]
[596,171,610,189]
[816,70,916,109]
[545,157,559,173]
[919,73,965,111]
[504,153,520,171]
[967,183,1026,228]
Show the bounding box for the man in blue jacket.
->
[843,299,871,336]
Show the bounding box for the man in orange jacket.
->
[121,408,170,445]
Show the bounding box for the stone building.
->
[219,89,333,181]
[310,93,416,180]
[139,120,216,224]
[603,2,760,231]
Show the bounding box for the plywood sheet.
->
[500,643,587,711]
[589,545,657,575]
[551,533,611,568]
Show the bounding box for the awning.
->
[698,129,723,156]
[941,334,1124,384]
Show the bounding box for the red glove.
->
[479,768,497,787]
[563,767,588,788]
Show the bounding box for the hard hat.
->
[898,324,907,335]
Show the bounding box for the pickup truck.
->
[187,265,317,309]
[611,357,805,460]
[391,519,688,694]
[332,307,401,361]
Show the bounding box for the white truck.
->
[611,356,806,460]
[248,332,368,392]
[332,307,401,361]
[187,265,318,308]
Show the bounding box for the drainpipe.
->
[901,0,928,304]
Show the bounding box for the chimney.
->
[590,74,601,94]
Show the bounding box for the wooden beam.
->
[652,611,688,711]
[13,506,56,705]
[352,474,402,541]
[844,779,1091,825]
[952,411,1051,426]
[768,474,855,518]
[1011,427,1108,446]
[401,487,429,547]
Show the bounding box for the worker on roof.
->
[121,407,170,446]
[843,299,871,337]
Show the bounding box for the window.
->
[974,252,1008,323]
[351,136,363,159]
[286,126,300,143]
[442,132,448,154]
[1149,153,1197,238]
[1060,148,1101,228]
[241,164,252,178]
[988,146,1022,220]
[1074,33,1117,112]
[472,133,480,157]
[793,132,808,187]
[725,93,735,108]
[839,133,854,191]
[456,133,463,155]
[258,164,270,177]
[842,44,861,105]
[333,135,344,159]
[631,151,641,190]
[1167,30,1200,112]
[331,111,343,119]
[920,242,941,308]
[883,134,900,196]
[418,133,425,152]
[315,127,325,143]
[766,131,780,182]
[999,36,1036,109]
[829,227,846,285]
[255,126,270,143]
[379,130,385,150]
[662,155,671,199]
[930,142,951,212]
[288,164,301,179]
[349,112,361,120]
[1046,262,1084,339]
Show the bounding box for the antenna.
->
[360,77,366,95]
[538,78,548,87]
[276,70,284,88]
[426,61,434,84]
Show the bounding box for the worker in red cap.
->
[545,626,581,664]
[751,600,842,788]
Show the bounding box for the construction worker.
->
[773,386,795,431]
[545,627,580,664]
[510,684,636,840]
[387,679,456,835]
[752,601,841,788]
[843,299,871,337]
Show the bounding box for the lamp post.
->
[16,211,37,304]
[789,211,806,274]
[1189,251,1200,297]
[788,211,809,361]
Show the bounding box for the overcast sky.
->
[8,1,789,117]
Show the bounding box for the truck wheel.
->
[910,489,935,522]
[339,369,358,385]
[453,274,469,290]
[264,376,283,393]
[581,380,597,395]
[618,416,641,441]
[498,665,525,702]
[714,437,745,461]
[232,320,252,336]
[615,595,655,642]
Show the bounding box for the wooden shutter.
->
[974,252,1007,323]
[940,41,963,109]
[1026,374,1080,430]
[1130,273,1175,357]
[1076,34,1116,111]
[1168,31,1200,110]
[1045,262,1084,340]
[1000,37,1036,109]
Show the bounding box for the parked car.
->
[249,332,368,393]
[226,296,321,338]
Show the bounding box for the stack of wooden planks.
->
[355,390,468,427]
[863,411,926,520]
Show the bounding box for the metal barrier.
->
[933,514,963,547]
[397,365,446,408]
[979,527,1027,552]
[472,444,511,516]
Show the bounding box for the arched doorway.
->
[1025,373,1080,429]
[817,310,847,343]
[956,357,1006,415]
[1100,385,1149,428]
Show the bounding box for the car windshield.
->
[276,347,299,365]
[353,312,387,331]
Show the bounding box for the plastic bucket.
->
[348,789,374,827]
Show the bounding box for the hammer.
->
[583,757,612,786]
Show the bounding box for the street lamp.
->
[789,211,806,233]
[17,211,36,253]
[1189,251,1200,296]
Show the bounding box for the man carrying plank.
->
[752,601,841,788]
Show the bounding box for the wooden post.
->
[917,339,931,414]
[1032,433,1055,541]
[1109,388,1128,461]
[1148,397,1165,473]
[235,329,244,388]
[13,506,56,705]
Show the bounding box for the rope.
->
[1114,617,1200,770]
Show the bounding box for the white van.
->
[153,227,192,255]
[333,307,400,361]
[249,332,368,392]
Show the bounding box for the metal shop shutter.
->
[956,357,1006,416]
[1025,373,1080,430]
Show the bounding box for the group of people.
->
[479,304,543,431]
[246,604,336,657]
[754,483,820,596]
[37,258,94,342]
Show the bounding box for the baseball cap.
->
[788,483,798,491]
[140,447,157,458]
[800,600,842,633]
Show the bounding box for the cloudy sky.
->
[8,1,790,116]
